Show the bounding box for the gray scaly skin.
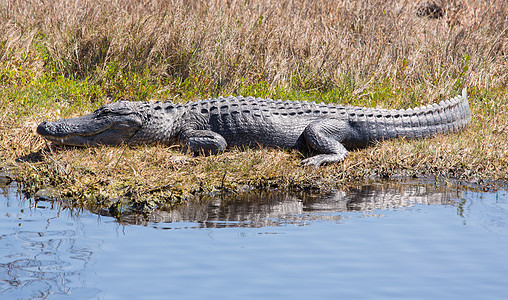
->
[37,89,471,167]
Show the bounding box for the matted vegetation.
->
[0,0,507,211]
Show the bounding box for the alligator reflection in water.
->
[112,182,461,227]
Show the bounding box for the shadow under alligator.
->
[101,180,464,227]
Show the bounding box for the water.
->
[1,181,508,299]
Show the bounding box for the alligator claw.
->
[300,153,348,168]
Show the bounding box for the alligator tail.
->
[349,88,471,142]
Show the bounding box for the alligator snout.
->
[36,121,68,138]
[36,121,52,137]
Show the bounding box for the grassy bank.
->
[1,0,507,211]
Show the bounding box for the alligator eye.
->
[96,107,112,115]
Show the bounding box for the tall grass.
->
[1,0,506,101]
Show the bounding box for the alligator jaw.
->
[37,122,120,146]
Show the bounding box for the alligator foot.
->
[301,119,350,167]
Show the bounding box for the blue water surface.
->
[1,182,507,300]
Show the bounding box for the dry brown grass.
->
[1,0,506,97]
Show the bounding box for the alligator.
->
[37,89,471,167]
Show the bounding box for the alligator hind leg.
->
[300,119,350,167]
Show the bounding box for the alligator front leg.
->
[300,119,350,167]
[180,129,227,155]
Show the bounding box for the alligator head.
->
[37,101,143,146]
